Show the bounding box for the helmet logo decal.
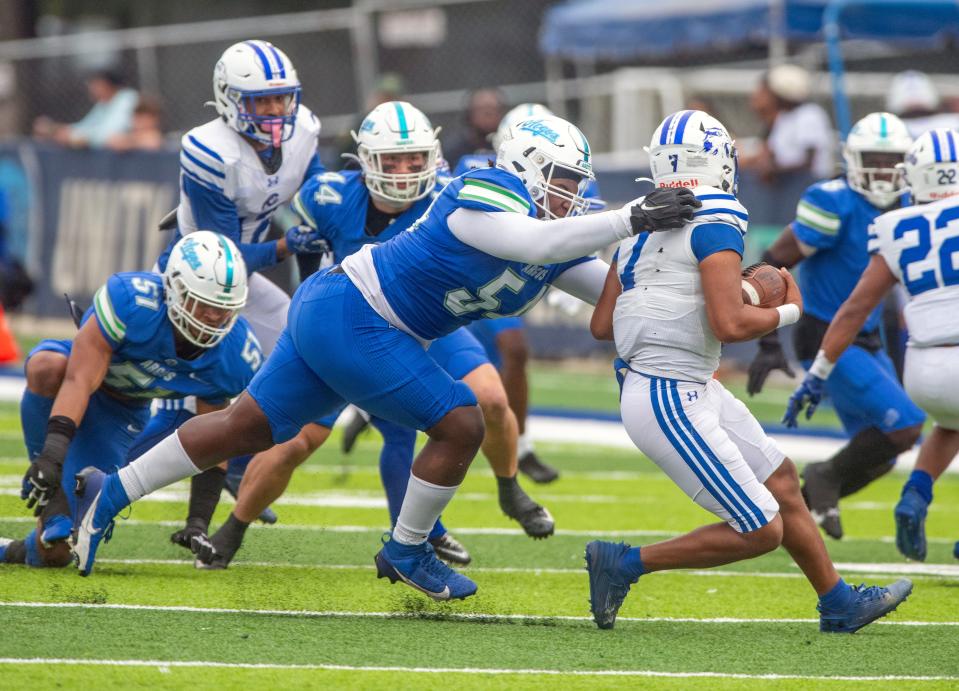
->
[519,121,560,144]
[701,125,727,154]
[179,238,202,271]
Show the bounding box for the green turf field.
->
[0,378,957,689]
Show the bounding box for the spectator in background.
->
[104,96,165,152]
[32,70,137,149]
[887,70,959,139]
[442,87,505,166]
[741,64,835,182]
[0,188,32,311]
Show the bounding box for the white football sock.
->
[517,431,534,458]
[117,431,201,503]
[392,474,459,545]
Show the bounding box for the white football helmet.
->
[212,40,301,147]
[164,231,248,348]
[350,101,442,206]
[647,110,738,194]
[887,70,940,115]
[491,103,554,152]
[496,115,594,219]
[843,112,912,209]
[901,128,959,203]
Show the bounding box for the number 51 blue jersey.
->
[83,271,263,403]
[341,166,593,341]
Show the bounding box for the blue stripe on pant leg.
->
[657,378,757,531]
[667,381,768,529]
[648,377,749,532]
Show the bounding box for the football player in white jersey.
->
[157,40,330,549]
[585,110,912,633]
[786,128,959,563]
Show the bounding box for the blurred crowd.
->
[30,69,164,152]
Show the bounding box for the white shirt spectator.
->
[767,102,835,179]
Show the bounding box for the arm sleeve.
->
[551,259,609,306]
[690,223,745,262]
[181,175,278,272]
[447,208,631,264]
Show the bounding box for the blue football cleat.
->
[953,540,958,560]
[224,473,277,524]
[374,537,477,601]
[585,540,637,630]
[894,488,928,562]
[818,579,913,633]
[71,467,123,577]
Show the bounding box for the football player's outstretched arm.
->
[49,318,114,425]
[448,188,700,265]
[814,255,898,367]
[590,261,621,341]
[763,224,817,269]
[552,259,609,306]
[700,251,802,343]
[21,318,114,514]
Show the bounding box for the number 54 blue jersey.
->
[341,166,593,341]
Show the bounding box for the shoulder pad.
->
[181,124,236,191]
[690,186,748,233]
[455,167,533,215]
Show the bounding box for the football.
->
[741,262,788,308]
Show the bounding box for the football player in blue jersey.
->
[786,129,959,563]
[71,115,700,599]
[1,233,262,568]
[194,102,555,570]
[752,113,927,539]
[453,103,606,484]
[158,41,334,549]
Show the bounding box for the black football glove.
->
[747,331,796,396]
[21,453,63,516]
[627,188,701,234]
[20,416,75,516]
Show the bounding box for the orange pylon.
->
[0,304,20,363]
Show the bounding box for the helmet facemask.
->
[165,272,242,348]
[231,86,301,148]
[530,158,591,219]
[357,143,441,206]
[844,149,906,208]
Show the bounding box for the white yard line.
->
[0,658,953,681]
[0,514,955,545]
[67,557,959,580]
[1,601,956,628]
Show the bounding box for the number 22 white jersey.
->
[869,195,959,347]
[613,186,749,383]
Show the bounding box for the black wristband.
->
[47,415,77,441]
[39,416,77,468]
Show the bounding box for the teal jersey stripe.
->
[461,179,530,209]
[457,192,514,212]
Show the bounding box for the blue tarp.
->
[540,0,959,61]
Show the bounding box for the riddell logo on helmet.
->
[658,179,699,188]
